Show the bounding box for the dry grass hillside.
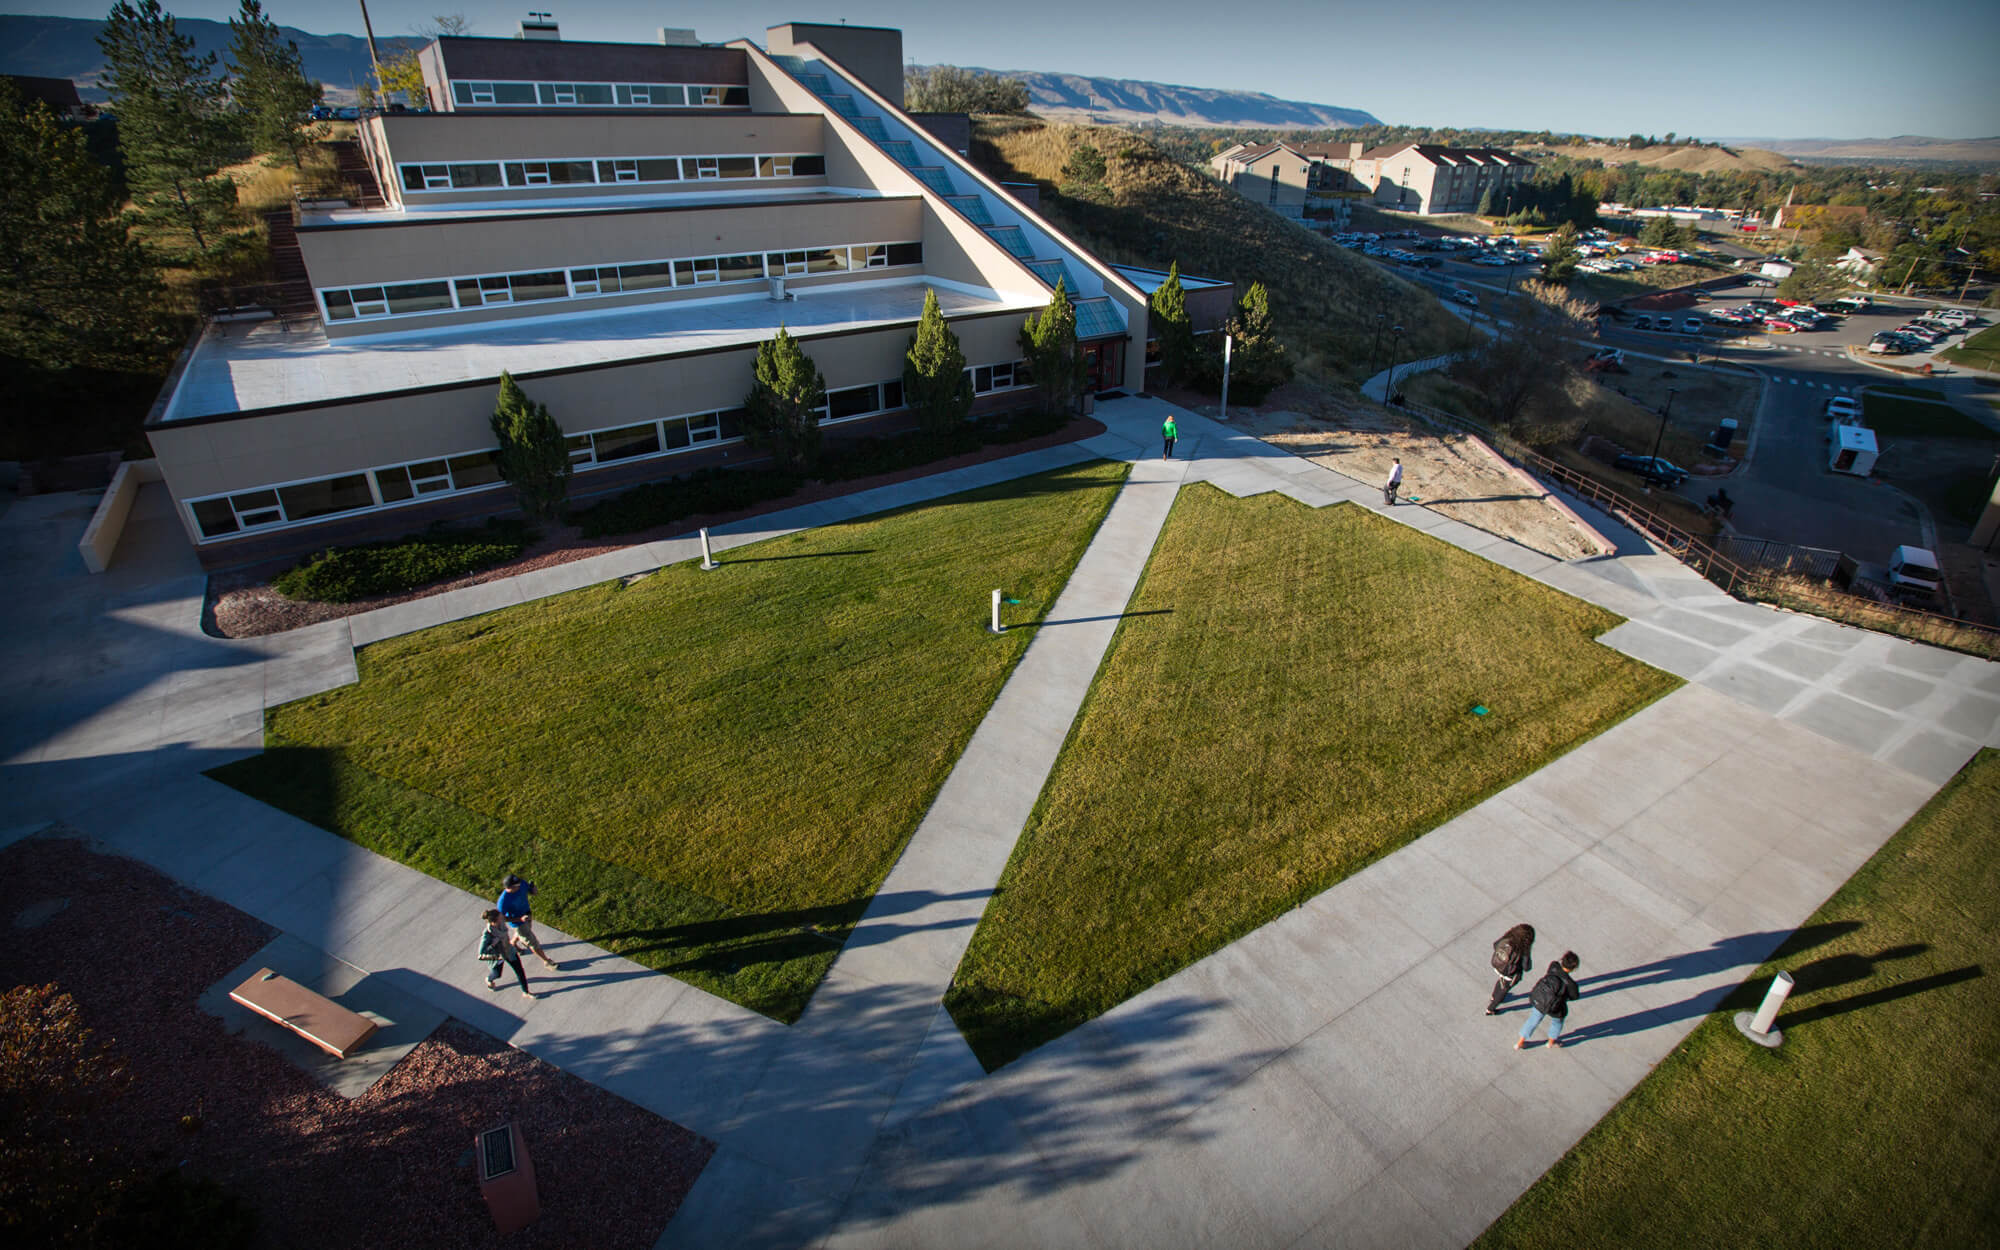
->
[971,116,1461,382]
[1539,143,1800,174]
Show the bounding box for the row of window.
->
[397,153,826,194]
[319,241,926,323]
[450,80,750,108]
[185,365,1030,541]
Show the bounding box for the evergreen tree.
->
[1058,143,1110,202]
[488,372,570,521]
[1476,186,1494,217]
[228,0,319,166]
[743,326,826,472]
[1541,222,1581,284]
[1019,279,1083,416]
[1638,216,1675,247]
[902,288,973,437]
[98,0,238,255]
[0,79,165,372]
[1149,261,1199,385]
[1222,281,1291,405]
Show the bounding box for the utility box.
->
[1829,424,1878,476]
[477,1122,540,1234]
[1706,417,1739,453]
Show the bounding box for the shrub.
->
[270,519,536,602]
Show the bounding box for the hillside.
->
[0,14,422,101]
[969,117,1457,382]
[1721,135,2000,166]
[1537,142,1800,174]
[950,66,1379,129]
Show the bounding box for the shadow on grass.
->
[1027,608,1176,628]
[717,549,877,564]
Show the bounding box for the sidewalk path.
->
[2,395,1995,1250]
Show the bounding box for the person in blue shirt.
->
[497,874,559,970]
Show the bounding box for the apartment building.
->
[1209,141,1354,219]
[1329,143,1535,216]
[144,20,1152,566]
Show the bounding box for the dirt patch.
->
[1172,380,1607,561]
[207,417,1105,638]
[1,834,713,1250]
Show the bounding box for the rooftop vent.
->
[517,12,559,40]
[659,27,699,45]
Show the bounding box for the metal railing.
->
[1388,394,2000,655]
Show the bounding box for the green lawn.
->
[209,460,1129,1021]
[944,486,1679,1068]
[1862,390,2000,440]
[1476,749,2000,1249]
[1939,323,2000,373]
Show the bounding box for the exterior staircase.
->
[258,209,320,319]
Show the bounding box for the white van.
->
[1834,295,1872,313]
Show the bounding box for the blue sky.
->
[16,0,2000,139]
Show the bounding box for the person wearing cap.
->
[497,874,558,970]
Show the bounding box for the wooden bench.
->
[229,968,378,1059]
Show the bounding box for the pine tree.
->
[228,0,319,166]
[1019,279,1083,416]
[98,0,238,255]
[743,326,827,473]
[488,372,570,522]
[1476,186,1495,217]
[1541,222,1581,284]
[1150,261,1200,386]
[1223,281,1291,405]
[902,288,973,437]
[1639,216,1675,248]
[0,79,166,372]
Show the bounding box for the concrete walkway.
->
[3,395,1997,1250]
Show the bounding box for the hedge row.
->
[271,520,537,603]
[574,408,1070,538]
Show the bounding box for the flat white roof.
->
[1109,264,1231,294]
[160,278,1040,422]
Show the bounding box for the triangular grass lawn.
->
[210,459,1129,1021]
[946,485,1681,1068]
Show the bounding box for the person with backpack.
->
[1515,950,1581,1049]
[479,908,535,998]
[1486,922,1535,1015]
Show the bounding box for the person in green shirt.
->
[1162,414,1178,459]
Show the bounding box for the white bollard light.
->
[1734,970,1794,1048]
[991,588,1004,634]
[699,527,717,571]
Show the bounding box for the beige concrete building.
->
[1328,142,1535,216]
[1209,141,1356,220]
[147,23,1153,566]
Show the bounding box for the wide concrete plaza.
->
[4,396,1996,1248]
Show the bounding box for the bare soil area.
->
[1160,380,1607,561]
[207,417,1104,638]
[2,834,713,1250]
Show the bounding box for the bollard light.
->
[1734,970,1794,1048]
[699,526,717,571]
[990,589,1004,634]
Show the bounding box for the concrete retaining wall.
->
[77,460,164,574]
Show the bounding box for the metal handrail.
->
[1390,395,1999,649]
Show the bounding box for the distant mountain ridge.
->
[937,65,1380,129]
[0,14,421,101]
[1714,135,2000,166]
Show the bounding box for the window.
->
[509,271,569,302]
[805,248,844,274]
[717,156,756,179]
[690,157,720,180]
[696,86,749,106]
[674,256,720,286]
[773,250,808,277]
[686,411,721,443]
[617,261,674,291]
[717,254,764,283]
[850,244,887,269]
[601,158,640,183]
[827,384,880,420]
[758,156,794,178]
[407,460,452,494]
[886,242,923,266]
[593,423,661,462]
[636,157,681,182]
[565,435,595,467]
[644,84,687,106]
[570,267,620,296]
[278,474,373,522]
[970,362,1022,394]
[384,282,453,316]
[447,452,503,489]
[660,416,693,450]
[492,82,537,105]
[323,289,356,321]
[574,83,613,105]
[717,408,748,440]
[454,275,513,307]
[191,498,240,538]
[447,163,503,189]
[792,154,826,176]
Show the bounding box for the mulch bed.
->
[206,416,1106,639]
[0,834,714,1250]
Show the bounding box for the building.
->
[1316,142,1535,216]
[1208,141,1354,220]
[6,74,91,119]
[144,21,1156,567]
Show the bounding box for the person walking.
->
[1516,951,1581,1049]
[497,874,559,970]
[1162,413,1178,459]
[480,908,535,998]
[1486,922,1535,1015]
[1384,457,1403,505]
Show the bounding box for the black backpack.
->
[1529,970,1563,1014]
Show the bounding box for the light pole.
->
[1368,312,1387,381]
[1648,387,1679,468]
[1386,324,1406,403]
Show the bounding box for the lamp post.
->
[1369,312,1387,381]
[1386,324,1406,403]
[1648,386,1679,469]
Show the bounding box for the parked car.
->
[1746,277,1776,288]
[1449,289,1479,307]
[1681,317,1706,333]
[1631,315,1653,330]
[1763,317,1799,333]
[1867,337,1912,355]
[1613,454,1689,487]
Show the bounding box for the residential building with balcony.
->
[1323,143,1535,216]
[144,21,1155,567]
